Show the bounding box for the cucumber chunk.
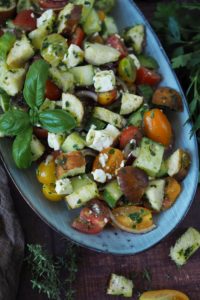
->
[93,107,126,129]
[107,273,134,298]
[83,9,101,35]
[70,65,94,86]
[145,179,165,211]
[134,137,164,177]
[128,104,149,127]
[84,42,120,66]
[30,135,45,161]
[65,175,99,209]
[124,24,145,54]
[170,227,200,266]
[61,132,86,152]
[103,180,123,208]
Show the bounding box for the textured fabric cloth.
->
[0,165,24,300]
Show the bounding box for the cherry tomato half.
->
[107,34,128,59]
[0,6,16,25]
[93,147,124,177]
[42,183,63,201]
[70,26,85,47]
[13,10,37,31]
[39,0,68,10]
[36,158,56,184]
[33,126,48,139]
[140,290,189,300]
[97,89,117,106]
[143,108,173,147]
[136,67,162,86]
[72,199,110,234]
[45,79,62,100]
[119,126,143,149]
[111,205,155,233]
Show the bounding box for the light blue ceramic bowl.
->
[0,0,198,254]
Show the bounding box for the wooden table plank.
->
[12,1,200,299]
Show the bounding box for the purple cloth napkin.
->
[0,165,24,300]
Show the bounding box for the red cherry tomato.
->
[107,34,128,59]
[70,26,85,47]
[45,80,62,100]
[72,217,103,234]
[39,0,68,10]
[136,67,162,86]
[33,126,48,139]
[72,199,110,234]
[13,10,37,31]
[0,6,16,25]
[119,126,143,149]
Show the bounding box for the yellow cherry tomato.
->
[111,206,155,233]
[36,159,56,185]
[139,289,189,300]
[97,89,117,106]
[42,183,63,202]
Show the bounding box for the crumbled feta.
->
[93,70,116,93]
[99,153,108,168]
[92,169,107,183]
[120,160,125,168]
[55,178,73,195]
[37,9,54,28]
[63,44,84,69]
[47,133,64,151]
[106,173,112,180]
[129,54,141,69]
[86,124,120,152]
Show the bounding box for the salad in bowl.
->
[0,0,192,238]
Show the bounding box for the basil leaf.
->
[23,59,50,109]
[0,32,16,61]
[0,110,30,136]
[39,109,77,133]
[12,127,33,169]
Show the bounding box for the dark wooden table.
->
[11,1,200,300]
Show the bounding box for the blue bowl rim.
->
[0,0,199,255]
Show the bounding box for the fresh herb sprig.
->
[153,2,200,132]
[26,243,78,300]
[0,57,76,169]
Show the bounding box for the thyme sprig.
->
[25,243,78,300]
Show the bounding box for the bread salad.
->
[0,0,191,234]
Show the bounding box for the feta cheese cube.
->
[63,44,84,69]
[92,169,107,183]
[93,70,116,93]
[86,124,120,152]
[47,133,65,151]
[55,178,73,195]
